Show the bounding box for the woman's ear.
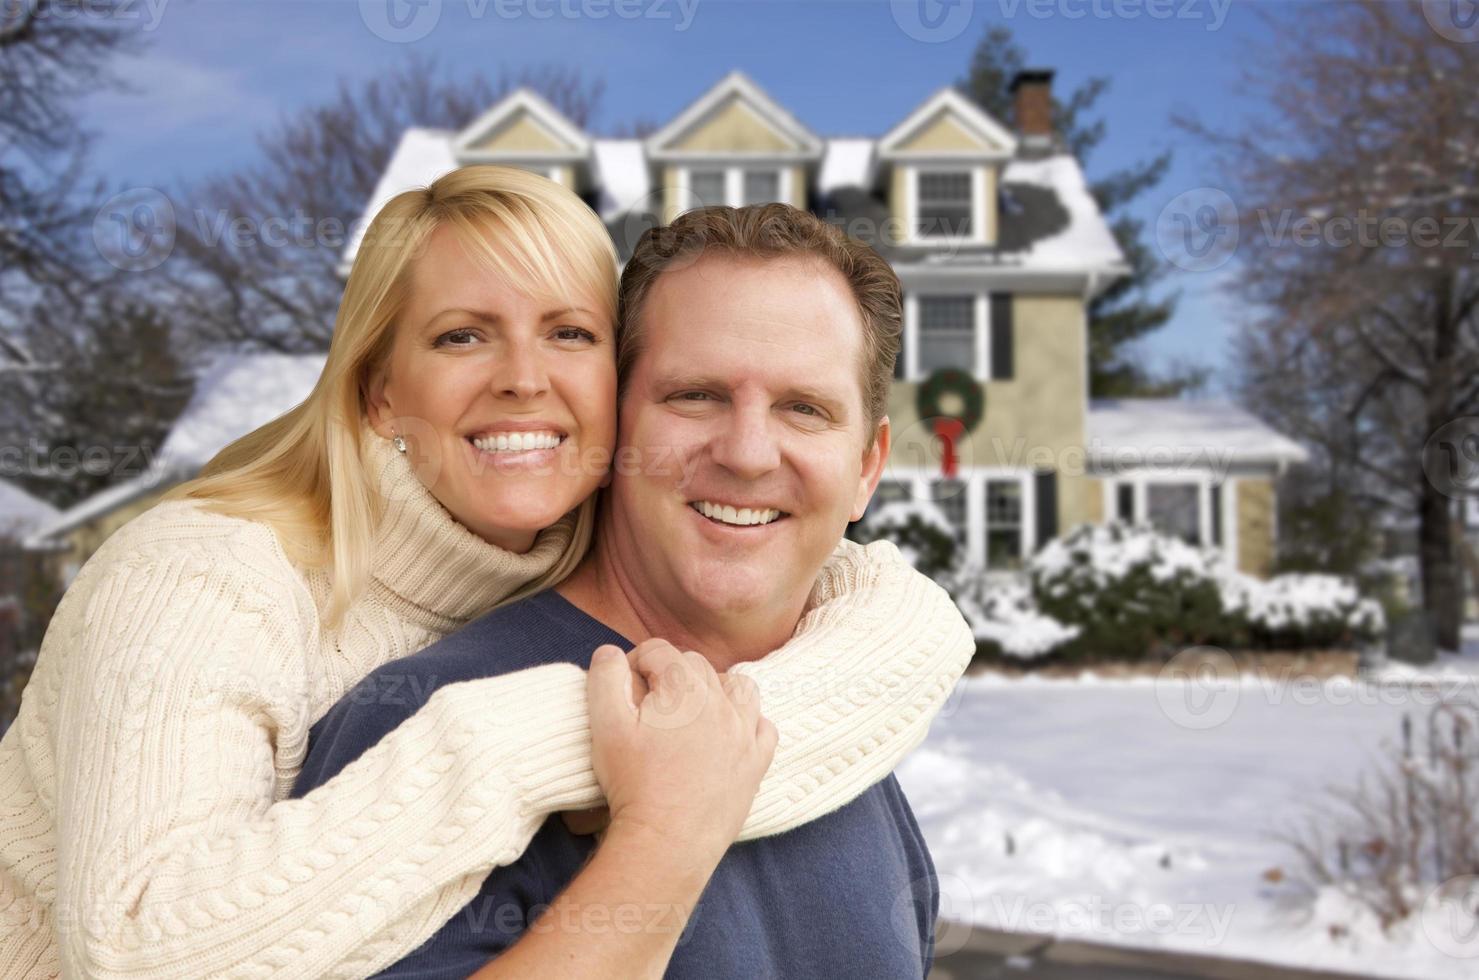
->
[364,368,394,438]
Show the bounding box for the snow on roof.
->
[340,128,459,271]
[158,351,326,471]
[592,139,651,218]
[25,351,328,548]
[0,479,59,539]
[1087,399,1309,469]
[819,139,874,193]
[1003,155,1126,273]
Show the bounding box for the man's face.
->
[607,252,890,628]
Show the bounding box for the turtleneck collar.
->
[360,420,578,630]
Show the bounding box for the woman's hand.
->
[584,639,778,866]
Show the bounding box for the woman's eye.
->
[554,326,597,343]
[436,329,478,347]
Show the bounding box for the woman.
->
[0,167,972,978]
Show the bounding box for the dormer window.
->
[915,171,974,239]
[681,166,788,210]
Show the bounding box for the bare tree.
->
[159,56,606,353]
[1181,2,1479,648]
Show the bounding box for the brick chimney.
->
[1009,69,1055,144]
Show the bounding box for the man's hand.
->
[585,639,778,866]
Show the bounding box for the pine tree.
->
[959,26,1202,397]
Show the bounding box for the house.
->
[344,69,1306,576]
[32,69,1307,581]
[24,351,326,584]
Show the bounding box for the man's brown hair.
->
[617,203,901,441]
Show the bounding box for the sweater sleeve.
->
[50,551,591,979]
[50,539,970,978]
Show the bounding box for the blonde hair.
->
[164,166,619,629]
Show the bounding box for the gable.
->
[894,111,1005,154]
[467,110,574,154]
[668,94,800,153]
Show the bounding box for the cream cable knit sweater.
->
[0,427,973,979]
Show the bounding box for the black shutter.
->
[1035,470,1058,548]
[990,293,1014,380]
[1116,483,1134,522]
[1210,483,1223,546]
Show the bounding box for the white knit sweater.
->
[0,427,973,979]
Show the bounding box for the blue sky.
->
[82,0,1289,390]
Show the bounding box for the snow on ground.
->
[899,642,1479,978]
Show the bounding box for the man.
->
[293,203,939,977]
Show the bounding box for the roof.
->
[1086,399,1310,470]
[0,478,60,540]
[335,72,1127,282]
[25,351,326,548]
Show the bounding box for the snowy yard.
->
[898,639,1479,979]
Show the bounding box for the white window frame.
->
[873,468,1034,569]
[902,164,988,246]
[1100,471,1237,562]
[902,291,991,381]
[678,165,792,210]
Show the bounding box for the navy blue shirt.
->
[292,590,938,978]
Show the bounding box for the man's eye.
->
[678,391,712,401]
[792,403,821,417]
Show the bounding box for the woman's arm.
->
[46,538,967,978]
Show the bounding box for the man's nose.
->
[709,405,781,480]
[493,340,549,401]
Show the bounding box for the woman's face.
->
[367,223,616,552]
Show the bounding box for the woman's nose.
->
[493,342,550,401]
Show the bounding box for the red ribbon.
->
[933,418,966,478]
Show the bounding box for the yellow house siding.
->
[895,113,996,153]
[550,165,574,189]
[887,294,1086,477]
[670,97,795,153]
[790,165,806,210]
[662,167,683,225]
[889,166,908,244]
[1237,478,1275,577]
[468,112,568,154]
[1080,477,1104,525]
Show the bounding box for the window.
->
[917,296,975,376]
[927,478,968,545]
[742,170,780,205]
[688,170,725,209]
[986,479,1023,569]
[1116,483,1135,522]
[916,171,973,238]
[1146,483,1200,544]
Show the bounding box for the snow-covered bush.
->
[852,501,958,578]
[1030,523,1383,662]
[1030,523,1228,661]
[946,571,1079,661]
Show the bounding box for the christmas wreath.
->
[915,368,985,432]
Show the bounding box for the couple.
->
[0,166,972,977]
